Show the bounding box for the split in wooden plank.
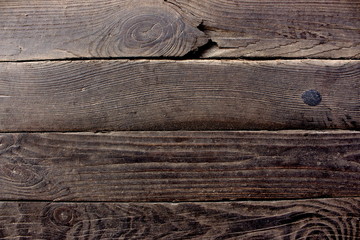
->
[0,131,360,201]
[169,0,360,58]
[0,198,359,239]
[0,60,359,131]
[1,0,359,60]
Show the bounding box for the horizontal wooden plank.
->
[173,0,360,58]
[0,198,359,239]
[1,0,359,60]
[1,131,360,201]
[0,60,359,131]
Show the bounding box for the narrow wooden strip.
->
[0,198,359,239]
[1,0,359,60]
[0,60,359,131]
[0,131,359,201]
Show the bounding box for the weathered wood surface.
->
[0,131,359,201]
[1,0,359,60]
[173,0,360,58]
[0,60,359,131]
[0,198,359,239]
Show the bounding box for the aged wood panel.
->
[0,198,359,239]
[0,131,359,201]
[0,0,359,60]
[0,60,359,131]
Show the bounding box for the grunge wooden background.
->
[0,0,359,239]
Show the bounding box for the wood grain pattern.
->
[169,0,360,58]
[0,0,207,60]
[0,60,359,131]
[0,198,359,239]
[1,0,359,60]
[0,131,359,201]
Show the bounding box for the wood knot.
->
[92,5,207,57]
[293,211,355,240]
[302,90,322,106]
[303,230,330,240]
[296,227,336,240]
[1,163,42,186]
[53,207,76,226]
[0,134,17,152]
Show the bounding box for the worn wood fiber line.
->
[0,131,359,201]
[1,0,359,60]
[0,198,359,239]
[0,60,359,131]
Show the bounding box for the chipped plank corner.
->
[0,1,359,239]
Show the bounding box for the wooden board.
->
[172,0,360,58]
[0,60,359,131]
[1,0,359,60]
[0,198,359,239]
[2,0,360,237]
[1,131,359,201]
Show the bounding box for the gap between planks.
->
[0,195,359,204]
[1,57,359,63]
[1,56,359,63]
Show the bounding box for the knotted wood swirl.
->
[92,5,207,57]
[0,0,209,60]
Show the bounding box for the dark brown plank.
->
[1,198,359,239]
[1,131,360,201]
[1,0,359,60]
[0,60,359,131]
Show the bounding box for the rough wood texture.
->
[0,60,359,131]
[0,0,207,60]
[170,0,360,58]
[1,0,359,60]
[0,131,359,201]
[0,198,359,239]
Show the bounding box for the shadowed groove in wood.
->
[0,198,359,239]
[0,131,359,201]
[0,60,359,131]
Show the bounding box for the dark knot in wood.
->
[1,163,42,186]
[296,225,338,240]
[53,207,75,226]
[302,89,322,106]
[292,212,354,240]
[0,134,17,152]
